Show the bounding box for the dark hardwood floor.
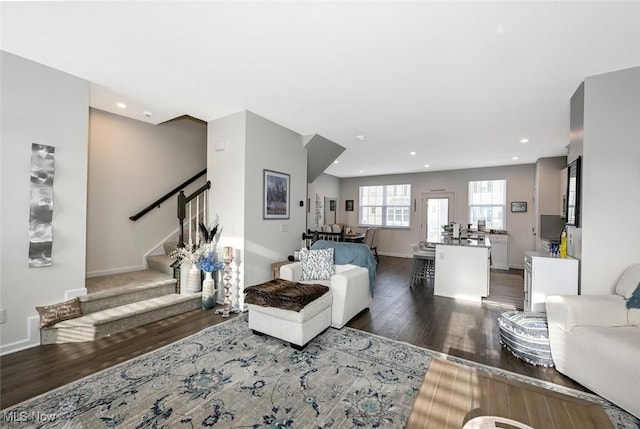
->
[0,256,585,409]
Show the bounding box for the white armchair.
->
[280,262,372,328]
[546,262,640,418]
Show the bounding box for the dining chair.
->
[364,227,379,262]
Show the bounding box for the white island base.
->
[434,239,491,302]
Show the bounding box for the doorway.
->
[422,192,455,242]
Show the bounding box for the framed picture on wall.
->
[345,200,354,211]
[511,201,527,212]
[263,169,290,219]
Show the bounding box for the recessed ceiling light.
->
[512,156,519,161]
[116,102,127,109]
[359,169,364,174]
[333,160,339,164]
[355,135,365,141]
[520,138,529,144]
[410,151,417,156]
[424,164,430,168]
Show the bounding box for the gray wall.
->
[580,66,640,294]
[340,164,535,268]
[87,109,207,276]
[307,173,341,230]
[244,111,307,287]
[208,111,307,310]
[1,52,89,353]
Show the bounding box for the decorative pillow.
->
[36,297,82,328]
[300,248,334,281]
[615,263,640,298]
[626,283,640,309]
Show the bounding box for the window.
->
[359,184,411,227]
[468,180,506,230]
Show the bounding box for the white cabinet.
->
[524,251,578,312]
[435,242,490,302]
[489,234,508,270]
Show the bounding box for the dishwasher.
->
[488,234,509,270]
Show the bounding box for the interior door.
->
[422,192,455,242]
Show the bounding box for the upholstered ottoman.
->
[499,311,554,367]
[245,279,332,349]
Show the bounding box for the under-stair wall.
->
[87,108,207,277]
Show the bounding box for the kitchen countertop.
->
[525,250,577,260]
[467,230,508,235]
[435,236,492,248]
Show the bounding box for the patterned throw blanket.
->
[244,278,329,312]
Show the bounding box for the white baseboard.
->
[0,316,40,356]
[65,288,88,299]
[86,264,145,278]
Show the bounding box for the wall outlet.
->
[281,224,288,232]
[0,308,5,324]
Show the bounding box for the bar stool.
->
[410,243,435,286]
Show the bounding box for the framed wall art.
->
[345,199,354,211]
[263,169,290,219]
[511,201,527,213]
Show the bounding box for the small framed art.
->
[345,200,354,211]
[511,201,527,213]
[263,169,290,219]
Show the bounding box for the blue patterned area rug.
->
[2,315,638,428]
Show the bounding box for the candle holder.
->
[216,246,239,317]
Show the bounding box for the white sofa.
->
[545,263,640,418]
[280,262,372,328]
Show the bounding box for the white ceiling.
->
[2,2,639,178]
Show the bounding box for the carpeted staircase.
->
[41,242,203,344]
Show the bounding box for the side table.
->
[271,260,293,279]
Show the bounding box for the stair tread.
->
[51,293,202,328]
[85,270,175,296]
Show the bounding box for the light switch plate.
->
[0,308,5,324]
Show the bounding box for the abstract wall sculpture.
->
[28,143,55,267]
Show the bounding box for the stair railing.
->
[129,168,207,221]
[177,181,211,249]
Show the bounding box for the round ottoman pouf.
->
[498,311,554,367]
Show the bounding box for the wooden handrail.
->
[129,168,207,221]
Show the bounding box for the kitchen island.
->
[434,236,491,302]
